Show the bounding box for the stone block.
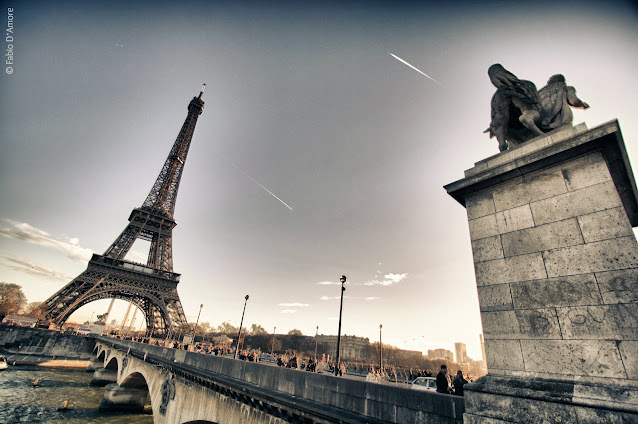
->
[464,382,636,424]
[483,340,524,372]
[573,379,638,409]
[475,253,547,286]
[531,181,622,226]
[493,170,567,212]
[578,207,634,243]
[595,269,638,304]
[619,341,638,380]
[469,214,498,241]
[482,309,560,339]
[543,237,638,277]
[510,274,602,309]
[466,191,496,220]
[515,309,562,339]
[520,340,626,378]
[477,284,513,311]
[495,205,534,235]
[560,151,611,192]
[501,218,583,257]
[472,236,504,263]
[557,304,638,340]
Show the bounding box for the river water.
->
[0,365,153,424]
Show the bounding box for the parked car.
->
[259,353,276,362]
[411,376,437,392]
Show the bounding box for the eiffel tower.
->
[41,86,206,337]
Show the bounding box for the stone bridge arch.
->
[105,356,119,372]
[96,348,106,363]
[93,341,292,424]
[96,346,158,414]
[90,346,120,386]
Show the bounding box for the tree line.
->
[0,282,41,318]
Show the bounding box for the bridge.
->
[91,337,464,424]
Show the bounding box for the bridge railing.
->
[97,336,464,424]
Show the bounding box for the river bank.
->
[1,352,89,368]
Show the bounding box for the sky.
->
[1,0,637,360]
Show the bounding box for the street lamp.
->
[271,326,276,355]
[379,324,383,372]
[234,295,249,359]
[335,275,346,376]
[193,304,203,340]
[314,326,319,363]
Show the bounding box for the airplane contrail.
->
[230,162,293,211]
[388,52,442,86]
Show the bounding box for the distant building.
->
[317,335,370,362]
[401,349,426,362]
[212,335,233,349]
[427,348,454,361]
[454,342,467,364]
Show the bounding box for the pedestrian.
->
[453,370,468,396]
[436,365,450,394]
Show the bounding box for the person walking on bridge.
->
[436,365,450,394]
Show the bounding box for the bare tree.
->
[21,301,44,319]
[217,321,239,335]
[250,324,267,335]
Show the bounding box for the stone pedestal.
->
[90,367,118,386]
[445,121,638,423]
[87,355,101,372]
[99,383,149,412]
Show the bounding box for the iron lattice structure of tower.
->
[41,86,206,337]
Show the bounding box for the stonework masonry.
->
[445,120,638,423]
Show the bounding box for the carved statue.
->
[485,64,589,151]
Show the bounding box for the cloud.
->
[278,303,309,307]
[316,281,341,285]
[385,273,407,283]
[0,219,93,262]
[320,296,341,301]
[321,295,379,301]
[363,273,407,286]
[280,309,297,314]
[0,254,74,282]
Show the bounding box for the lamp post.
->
[335,275,346,376]
[193,304,203,340]
[271,326,276,355]
[234,295,249,359]
[379,324,383,372]
[314,326,319,363]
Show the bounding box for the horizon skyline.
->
[2,1,637,362]
[62,313,479,362]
